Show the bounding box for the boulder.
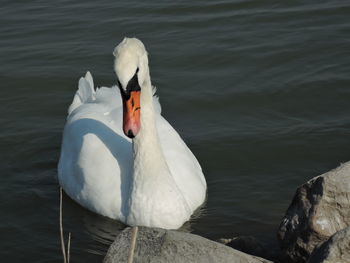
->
[308,226,350,263]
[104,227,272,263]
[218,236,284,262]
[218,236,266,256]
[277,162,350,262]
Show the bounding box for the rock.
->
[218,236,285,262]
[217,237,234,245]
[277,162,350,263]
[308,226,350,263]
[104,227,272,263]
[225,236,266,255]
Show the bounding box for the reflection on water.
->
[61,192,123,257]
[60,191,207,258]
[82,212,123,255]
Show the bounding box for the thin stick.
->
[67,232,71,263]
[59,187,67,263]
[127,226,138,263]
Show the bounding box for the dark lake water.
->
[1,0,350,262]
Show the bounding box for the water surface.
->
[1,1,350,262]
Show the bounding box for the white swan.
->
[58,38,206,229]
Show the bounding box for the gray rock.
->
[218,236,285,262]
[308,226,350,263]
[222,236,266,255]
[104,227,272,263]
[278,162,350,263]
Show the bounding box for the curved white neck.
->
[125,64,191,228]
[132,77,170,180]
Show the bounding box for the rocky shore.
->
[104,162,350,263]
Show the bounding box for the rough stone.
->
[218,236,285,262]
[222,236,266,256]
[104,227,272,263]
[308,226,350,263]
[277,162,350,263]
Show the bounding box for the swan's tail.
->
[68,71,95,115]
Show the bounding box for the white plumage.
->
[58,38,206,229]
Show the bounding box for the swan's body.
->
[58,38,206,229]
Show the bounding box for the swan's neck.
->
[126,74,190,228]
[132,82,169,178]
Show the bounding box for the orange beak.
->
[122,91,141,138]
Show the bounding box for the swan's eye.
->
[126,70,141,93]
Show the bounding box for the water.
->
[1,0,350,262]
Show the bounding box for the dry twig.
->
[67,232,71,263]
[60,187,71,263]
[127,226,139,263]
[60,187,67,263]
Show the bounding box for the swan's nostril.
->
[127,130,135,138]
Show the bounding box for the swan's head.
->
[113,37,149,138]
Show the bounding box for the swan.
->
[58,38,207,229]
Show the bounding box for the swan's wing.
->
[68,71,95,114]
[58,72,132,220]
[156,115,207,211]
